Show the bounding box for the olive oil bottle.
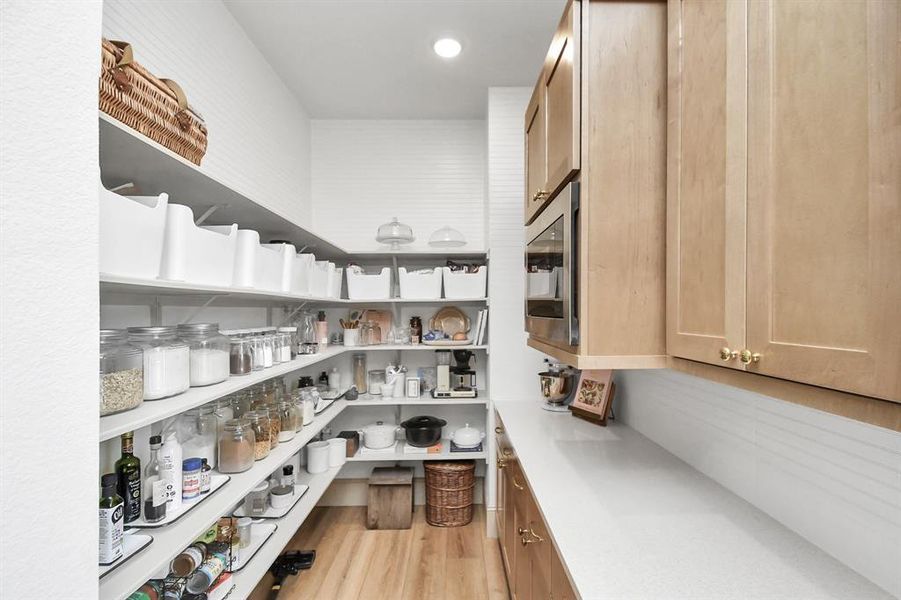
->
[116,431,142,523]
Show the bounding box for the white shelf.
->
[347,441,487,462]
[353,344,489,352]
[98,400,347,600]
[100,114,345,260]
[100,346,345,441]
[348,393,488,406]
[227,464,343,598]
[100,274,487,306]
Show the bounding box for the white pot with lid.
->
[451,423,484,449]
[360,421,399,449]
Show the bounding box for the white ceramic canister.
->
[306,441,330,474]
[327,438,347,467]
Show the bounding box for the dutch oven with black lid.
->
[400,415,447,447]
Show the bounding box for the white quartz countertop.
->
[494,400,894,600]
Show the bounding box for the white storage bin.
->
[441,266,487,299]
[291,253,315,295]
[346,267,392,300]
[262,243,298,293]
[99,184,168,280]
[310,260,335,298]
[398,267,442,299]
[328,268,344,299]
[159,204,238,287]
[228,229,284,291]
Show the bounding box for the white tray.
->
[99,531,153,578]
[422,339,473,347]
[126,474,230,529]
[227,522,278,572]
[314,399,335,414]
[232,484,309,519]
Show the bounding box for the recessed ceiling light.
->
[433,38,462,58]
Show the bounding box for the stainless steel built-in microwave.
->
[525,181,579,351]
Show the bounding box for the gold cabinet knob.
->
[494,426,504,434]
[719,347,738,361]
[531,189,548,202]
[518,526,529,536]
[497,459,508,469]
[502,448,513,457]
[739,349,761,364]
[521,535,537,546]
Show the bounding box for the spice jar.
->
[99,329,144,416]
[245,411,271,460]
[217,419,255,473]
[177,323,230,387]
[229,337,253,376]
[410,316,422,345]
[236,517,253,549]
[352,353,367,394]
[127,326,190,400]
[182,457,202,501]
[278,326,298,360]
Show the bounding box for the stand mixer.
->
[538,359,580,412]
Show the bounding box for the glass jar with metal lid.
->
[99,329,144,416]
[217,418,255,473]
[262,404,282,449]
[177,323,231,387]
[277,326,298,360]
[245,411,271,460]
[127,326,190,400]
[274,401,301,442]
[181,405,219,468]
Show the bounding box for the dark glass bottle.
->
[116,431,142,523]
[143,435,166,523]
[410,316,422,344]
[99,473,124,564]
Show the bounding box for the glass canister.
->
[277,327,297,360]
[177,323,231,387]
[99,329,144,416]
[127,326,190,400]
[368,369,386,395]
[352,353,367,394]
[264,405,282,449]
[246,411,271,460]
[212,398,235,432]
[275,401,301,442]
[217,419,255,473]
[267,332,283,366]
[181,405,219,468]
[250,334,265,371]
[232,390,252,418]
[229,337,253,376]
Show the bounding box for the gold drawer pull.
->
[495,426,504,434]
[739,349,761,364]
[719,347,738,362]
[512,477,525,491]
[497,459,508,469]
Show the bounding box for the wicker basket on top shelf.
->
[423,460,476,527]
[99,38,208,165]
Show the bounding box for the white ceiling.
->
[223,0,567,119]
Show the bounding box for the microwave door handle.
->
[568,184,580,346]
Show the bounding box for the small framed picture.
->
[570,370,615,425]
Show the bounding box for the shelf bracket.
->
[194,204,227,226]
[179,294,226,324]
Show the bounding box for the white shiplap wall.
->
[103,0,312,226]
[486,88,551,401]
[311,120,486,251]
[614,369,901,597]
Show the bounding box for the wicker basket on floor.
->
[424,460,476,527]
[99,38,208,165]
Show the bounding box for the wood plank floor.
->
[250,505,509,600]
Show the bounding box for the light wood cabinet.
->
[550,547,577,600]
[667,0,901,402]
[524,84,547,225]
[524,0,580,225]
[526,0,668,369]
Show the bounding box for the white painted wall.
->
[614,369,901,597]
[0,1,102,596]
[486,88,550,401]
[311,120,486,251]
[103,0,313,226]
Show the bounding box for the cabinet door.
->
[746,0,901,401]
[525,81,547,224]
[666,0,748,369]
[527,500,552,600]
[550,547,576,600]
[544,0,580,199]
[512,480,532,600]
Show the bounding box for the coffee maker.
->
[432,349,478,398]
